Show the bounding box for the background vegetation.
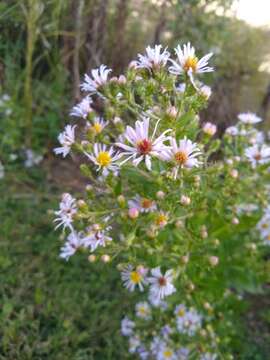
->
[1,0,270,358]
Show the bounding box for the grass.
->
[0,163,131,360]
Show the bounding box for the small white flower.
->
[54,193,77,230]
[70,96,93,119]
[163,137,202,175]
[136,45,170,70]
[121,265,148,292]
[83,225,112,252]
[24,149,43,168]
[245,144,270,167]
[121,317,135,336]
[199,84,212,99]
[176,347,190,360]
[60,231,84,261]
[157,345,176,360]
[202,122,217,136]
[84,143,120,176]
[116,117,171,170]
[225,126,239,136]
[129,336,141,354]
[169,43,213,80]
[135,302,151,320]
[54,125,76,157]
[87,117,107,135]
[128,195,157,213]
[176,307,202,336]
[81,65,112,94]
[148,267,176,300]
[238,112,262,125]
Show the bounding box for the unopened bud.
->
[180,195,191,206]
[92,223,101,231]
[117,195,125,207]
[175,220,184,228]
[77,199,87,209]
[203,122,217,136]
[181,255,189,264]
[88,254,96,263]
[188,283,195,291]
[156,190,165,200]
[166,106,178,119]
[209,256,219,266]
[101,254,111,263]
[232,217,239,225]
[118,75,127,85]
[128,207,139,219]
[230,169,238,179]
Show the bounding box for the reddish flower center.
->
[175,151,188,165]
[254,153,262,161]
[137,139,152,155]
[158,276,167,287]
[141,198,153,209]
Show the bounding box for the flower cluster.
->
[53,43,269,358]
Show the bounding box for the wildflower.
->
[199,84,212,99]
[24,149,43,168]
[121,317,135,336]
[128,207,140,219]
[88,254,96,262]
[155,212,168,228]
[121,265,148,292]
[60,231,84,261]
[156,190,165,200]
[87,117,107,135]
[238,112,262,125]
[225,126,239,136]
[176,347,190,360]
[245,144,270,168]
[135,301,151,320]
[83,225,112,252]
[129,336,141,354]
[70,96,93,119]
[54,193,77,230]
[157,345,176,360]
[128,195,157,213]
[81,65,112,94]
[176,307,202,336]
[202,122,217,136]
[169,43,213,81]
[54,125,76,157]
[136,45,170,70]
[180,195,191,206]
[101,254,111,263]
[164,137,202,175]
[116,117,171,170]
[175,304,187,319]
[148,267,176,300]
[84,143,120,176]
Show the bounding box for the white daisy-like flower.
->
[150,336,166,356]
[202,122,217,136]
[80,65,112,94]
[70,96,93,119]
[176,348,190,360]
[135,301,151,320]
[87,117,107,135]
[84,143,120,176]
[225,126,239,136]
[157,345,176,360]
[54,193,77,230]
[121,265,148,292]
[83,225,112,252]
[137,346,149,360]
[163,137,202,175]
[169,43,213,79]
[245,144,270,168]
[148,267,176,300]
[129,336,141,354]
[24,149,43,168]
[121,317,135,336]
[60,231,84,261]
[256,212,270,238]
[238,112,262,125]
[136,45,170,70]
[176,307,202,336]
[54,125,76,157]
[160,325,172,338]
[128,195,157,213]
[248,129,265,145]
[116,117,171,170]
[174,304,187,319]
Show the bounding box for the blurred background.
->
[0,1,270,359]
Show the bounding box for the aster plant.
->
[53,44,270,359]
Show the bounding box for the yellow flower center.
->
[130,271,142,284]
[183,56,198,72]
[175,150,188,165]
[93,123,102,134]
[262,223,268,229]
[155,214,168,226]
[139,307,146,314]
[163,349,173,358]
[96,151,111,167]
[178,308,185,317]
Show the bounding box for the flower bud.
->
[128,60,137,69]
[166,106,178,119]
[128,207,139,219]
[188,283,195,291]
[88,254,96,263]
[200,85,212,100]
[117,195,125,207]
[230,169,238,179]
[175,220,184,228]
[181,255,189,264]
[180,195,191,206]
[118,75,127,85]
[110,76,118,83]
[86,184,93,192]
[209,256,219,266]
[92,223,101,231]
[156,190,165,200]
[232,217,239,225]
[77,199,87,209]
[101,254,111,263]
[203,122,217,136]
